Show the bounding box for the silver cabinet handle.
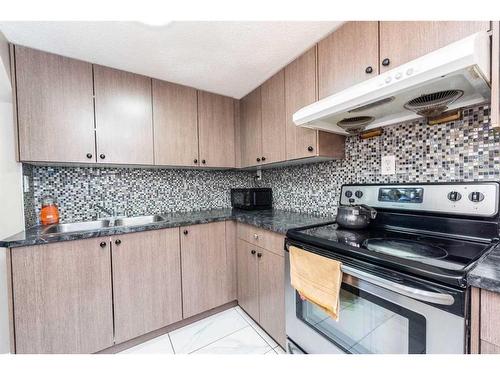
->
[341,264,455,306]
[254,233,259,239]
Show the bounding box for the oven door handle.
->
[342,264,455,306]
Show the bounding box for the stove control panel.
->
[340,183,499,217]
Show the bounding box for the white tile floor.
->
[119,306,286,355]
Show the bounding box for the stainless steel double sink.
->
[41,215,167,235]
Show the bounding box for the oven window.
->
[297,284,426,354]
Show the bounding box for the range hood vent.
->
[337,116,374,133]
[404,90,464,117]
[293,32,491,135]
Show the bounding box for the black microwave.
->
[231,188,272,210]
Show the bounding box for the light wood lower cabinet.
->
[257,248,285,347]
[237,240,260,319]
[180,221,235,318]
[237,226,286,348]
[10,238,114,354]
[237,223,284,256]
[471,287,500,354]
[8,221,240,353]
[225,220,238,301]
[111,229,182,344]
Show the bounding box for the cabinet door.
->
[240,87,262,167]
[379,21,490,72]
[492,22,500,131]
[261,69,286,164]
[111,229,182,344]
[234,99,242,168]
[11,239,113,353]
[94,65,153,165]
[198,91,235,167]
[180,221,230,318]
[15,46,95,163]
[285,47,318,160]
[480,289,500,348]
[225,221,238,301]
[152,79,199,167]
[237,240,259,321]
[258,248,285,348]
[318,21,379,98]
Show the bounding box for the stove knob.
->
[355,191,363,198]
[469,191,485,203]
[345,190,353,198]
[447,191,462,202]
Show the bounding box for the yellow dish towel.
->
[289,246,343,320]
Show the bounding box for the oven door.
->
[285,249,465,354]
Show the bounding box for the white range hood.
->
[293,32,491,135]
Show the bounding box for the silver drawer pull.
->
[342,264,455,306]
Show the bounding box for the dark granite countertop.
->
[0,208,335,249]
[468,244,500,293]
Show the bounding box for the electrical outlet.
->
[254,169,262,181]
[381,155,396,175]
[23,175,30,193]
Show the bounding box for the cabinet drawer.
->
[237,223,284,257]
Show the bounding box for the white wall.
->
[0,31,24,354]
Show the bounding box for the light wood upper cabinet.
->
[285,47,345,160]
[94,65,153,165]
[258,248,286,348]
[234,99,242,168]
[261,69,286,164]
[152,80,199,167]
[491,22,500,131]
[240,87,262,167]
[318,21,379,98]
[180,221,233,318]
[11,238,113,354]
[15,46,95,163]
[285,47,318,160]
[111,229,182,344]
[379,21,490,72]
[198,91,236,168]
[237,239,260,320]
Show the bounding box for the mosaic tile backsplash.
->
[254,105,500,216]
[23,166,253,227]
[23,104,500,227]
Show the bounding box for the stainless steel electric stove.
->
[285,182,500,354]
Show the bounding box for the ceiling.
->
[0,21,343,98]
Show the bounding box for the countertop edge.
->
[0,209,335,249]
[467,244,500,293]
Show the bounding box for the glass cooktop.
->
[364,238,449,260]
[289,223,492,274]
